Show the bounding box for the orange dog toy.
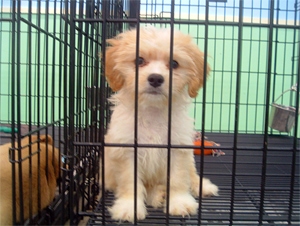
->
[193,131,224,156]
[194,140,218,155]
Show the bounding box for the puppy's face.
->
[105,27,210,103]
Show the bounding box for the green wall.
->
[0,12,299,135]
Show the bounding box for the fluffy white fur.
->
[102,26,218,222]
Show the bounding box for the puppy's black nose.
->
[148,74,164,88]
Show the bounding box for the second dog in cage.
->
[0,135,60,225]
[102,26,218,222]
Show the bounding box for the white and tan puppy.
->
[103,26,218,222]
[0,135,60,225]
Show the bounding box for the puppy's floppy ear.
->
[187,48,210,98]
[104,38,125,92]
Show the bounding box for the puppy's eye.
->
[137,57,146,66]
[171,60,179,69]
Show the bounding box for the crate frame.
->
[0,0,299,225]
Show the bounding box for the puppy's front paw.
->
[146,185,166,208]
[191,177,219,197]
[202,178,219,197]
[166,193,198,217]
[109,198,147,222]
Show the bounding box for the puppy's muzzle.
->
[148,74,164,88]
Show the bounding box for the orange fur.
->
[0,135,60,225]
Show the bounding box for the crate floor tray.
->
[88,134,300,225]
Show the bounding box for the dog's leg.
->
[166,151,198,216]
[146,184,166,208]
[189,158,219,197]
[108,156,147,222]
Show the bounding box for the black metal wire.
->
[165,1,176,224]
[73,17,300,29]
[36,0,42,219]
[100,1,108,224]
[68,0,76,223]
[25,0,34,222]
[10,0,17,224]
[259,0,275,224]
[62,0,70,224]
[229,0,243,224]
[15,0,25,223]
[198,0,210,224]
[133,2,141,223]
[76,0,84,217]
[288,2,300,223]
[44,0,50,205]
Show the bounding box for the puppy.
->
[0,135,60,225]
[103,26,218,222]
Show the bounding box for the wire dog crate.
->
[0,0,299,225]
